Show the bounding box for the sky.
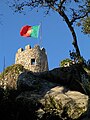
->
[0,1,90,73]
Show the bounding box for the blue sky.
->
[0,1,90,72]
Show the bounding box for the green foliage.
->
[60,58,72,67]
[69,50,85,64]
[82,16,90,34]
[0,64,25,79]
[0,64,26,89]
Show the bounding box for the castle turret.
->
[15,44,49,72]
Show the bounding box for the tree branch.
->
[70,12,88,24]
[58,0,66,9]
[49,2,81,57]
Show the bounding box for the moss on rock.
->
[0,64,26,89]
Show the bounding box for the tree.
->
[10,0,90,61]
[81,0,90,34]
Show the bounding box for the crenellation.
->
[17,48,23,53]
[41,47,46,53]
[34,44,40,49]
[15,44,49,72]
[25,45,31,50]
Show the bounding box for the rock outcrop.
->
[16,66,89,120]
[0,64,90,120]
[17,64,90,94]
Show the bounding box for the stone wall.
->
[15,44,49,72]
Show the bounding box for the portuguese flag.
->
[20,25,40,38]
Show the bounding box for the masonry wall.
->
[15,44,49,72]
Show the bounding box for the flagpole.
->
[39,21,42,48]
[38,22,42,72]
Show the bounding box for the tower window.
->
[31,59,35,65]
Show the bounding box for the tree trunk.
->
[58,10,81,58]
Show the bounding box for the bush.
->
[60,58,73,67]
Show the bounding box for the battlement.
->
[17,44,46,53]
[25,44,31,50]
[15,44,48,72]
[17,48,23,53]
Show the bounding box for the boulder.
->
[17,64,89,94]
[16,70,89,120]
[16,87,88,120]
[39,86,88,119]
[0,63,90,119]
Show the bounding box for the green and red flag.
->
[20,25,40,38]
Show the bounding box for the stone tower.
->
[15,44,49,72]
